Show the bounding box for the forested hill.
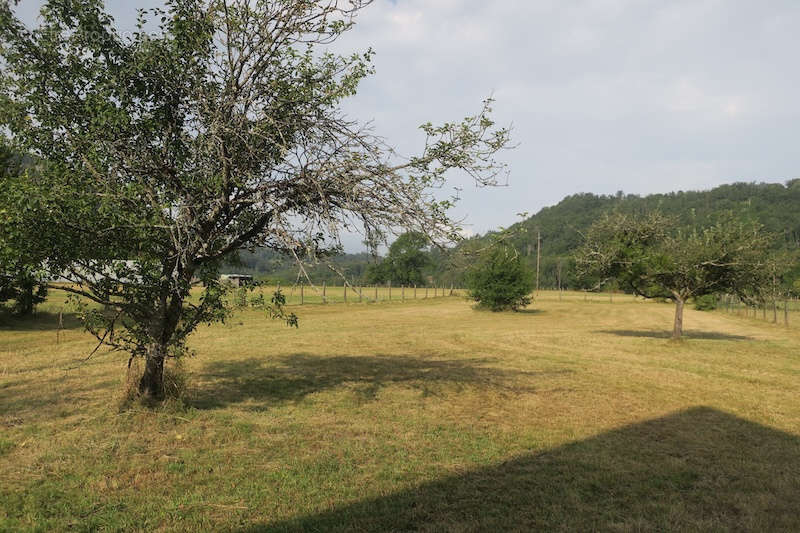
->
[502,180,800,258]
[463,180,800,289]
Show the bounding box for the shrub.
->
[693,294,718,311]
[466,246,534,311]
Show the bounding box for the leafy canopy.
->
[366,231,432,285]
[0,139,48,316]
[575,212,771,303]
[0,0,511,395]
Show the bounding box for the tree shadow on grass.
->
[514,308,545,315]
[0,309,83,332]
[597,329,752,341]
[468,307,545,315]
[250,407,800,531]
[0,374,120,421]
[191,354,570,410]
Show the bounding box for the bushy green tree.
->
[576,212,771,339]
[466,246,534,311]
[366,231,431,285]
[0,266,47,316]
[692,294,717,311]
[0,140,47,316]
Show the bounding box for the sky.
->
[15,1,800,249]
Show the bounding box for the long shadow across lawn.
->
[251,407,800,531]
[191,354,569,409]
[598,329,752,341]
[0,309,83,332]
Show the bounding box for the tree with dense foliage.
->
[0,139,48,316]
[466,246,534,311]
[575,212,771,339]
[365,231,431,285]
[0,0,510,397]
[758,251,800,310]
[0,266,48,316]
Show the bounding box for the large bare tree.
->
[0,0,511,397]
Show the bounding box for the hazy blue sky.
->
[15,1,800,248]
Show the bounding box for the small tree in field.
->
[0,140,47,316]
[0,0,511,398]
[0,266,48,316]
[466,246,534,311]
[575,212,770,339]
[365,231,431,285]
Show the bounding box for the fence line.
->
[235,284,799,325]
[718,293,797,327]
[249,283,468,306]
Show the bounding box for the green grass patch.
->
[1,291,799,530]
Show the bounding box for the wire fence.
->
[244,283,467,306]
[522,289,798,329]
[717,294,798,328]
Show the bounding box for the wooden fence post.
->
[57,309,63,345]
[343,283,347,304]
[414,284,417,299]
[401,285,405,302]
[300,283,304,305]
[425,286,428,299]
[322,281,327,304]
[374,285,378,302]
[785,297,789,326]
[388,281,392,302]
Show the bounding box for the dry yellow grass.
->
[1,291,799,531]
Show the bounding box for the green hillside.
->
[496,180,800,289]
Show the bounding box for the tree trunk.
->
[672,297,685,340]
[139,344,166,398]
[17,282,34,316]
[18,289,33,315]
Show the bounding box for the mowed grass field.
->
[1,291,799,531]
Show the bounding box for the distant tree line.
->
[219,181,800,294]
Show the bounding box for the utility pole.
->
[536,230,541,295]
